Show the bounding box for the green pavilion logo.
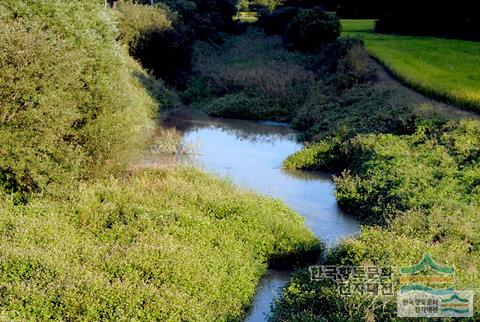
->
[397,253,474,317]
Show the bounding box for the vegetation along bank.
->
[0,1,319,320]
[1,0,480,320]
[185,4,480,320]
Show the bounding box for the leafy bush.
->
[0,168,320,320]
[114,2,171,49]
[161,0,237,39]
[270,268,397,321]
[115,2,193,86]
[0,0,157,198]
[284,8,341,51]
[260,7,299,35]
[283,139,344,171]
[274,119,480,319]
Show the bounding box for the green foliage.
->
[161,0,237,39]
[260,7,299,35]
[115,2,194,86]
[342,19,480,112]
[283,140,342,171]
[269,268,397,321]
[284,8,341,51]
[0,1,322,321]
[0,168,319,320]
[333,120,480,222]
[274,119,480,319]
[186,28,416,139]
[185,29,315,121]
[114,1,171,49]
[0,0,157,198]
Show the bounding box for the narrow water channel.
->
[153,109,360,321]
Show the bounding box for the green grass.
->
[185,28,315,121]
[233,12,259,23]
[342,19,480,111]
[0,168,319,320]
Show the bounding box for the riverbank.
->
[153,108,359,320]
[186,26,480,320]
[0,3,321,320]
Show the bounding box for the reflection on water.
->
[154,108,359,322]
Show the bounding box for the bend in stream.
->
[147,109,359,322]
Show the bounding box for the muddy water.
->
[155,109,359,322]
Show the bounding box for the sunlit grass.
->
[342,19,480,111]
[233,11,259,23]
[0,168,320,320]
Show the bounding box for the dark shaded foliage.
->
[283,8,341,51]
[376,0,480,40]
[336,0,382,18]
[260,7,299,35]
[161,0,237,39]
[131,23,194,88]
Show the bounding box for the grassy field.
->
[342,19,480,111]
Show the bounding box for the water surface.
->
[155,109,359,321]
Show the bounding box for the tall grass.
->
[342,19,480,111]
[185,28,315,120]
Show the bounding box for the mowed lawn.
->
[341,19,480,111]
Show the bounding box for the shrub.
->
[161,0,237,39]
[130,24,194,87]
[269,268,397,321]
[260,6,299,35]
[274,119,480,319]
[115,3,194,86]
[0,1,157,198]
[284,7,341,51]
[283,139,344,171]
[114,2,171,49]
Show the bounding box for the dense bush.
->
[0,168,320,320]
[114,1,171,49]
[375,0,480,40]
[284,8,341,51]
[115,2,194,86]
[260,7,299,35]
[270,268,397,321]
[275,119,480,319]
[161,0,237,39]
[0,0,157,198]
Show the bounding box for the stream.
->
[148,109,360,322]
